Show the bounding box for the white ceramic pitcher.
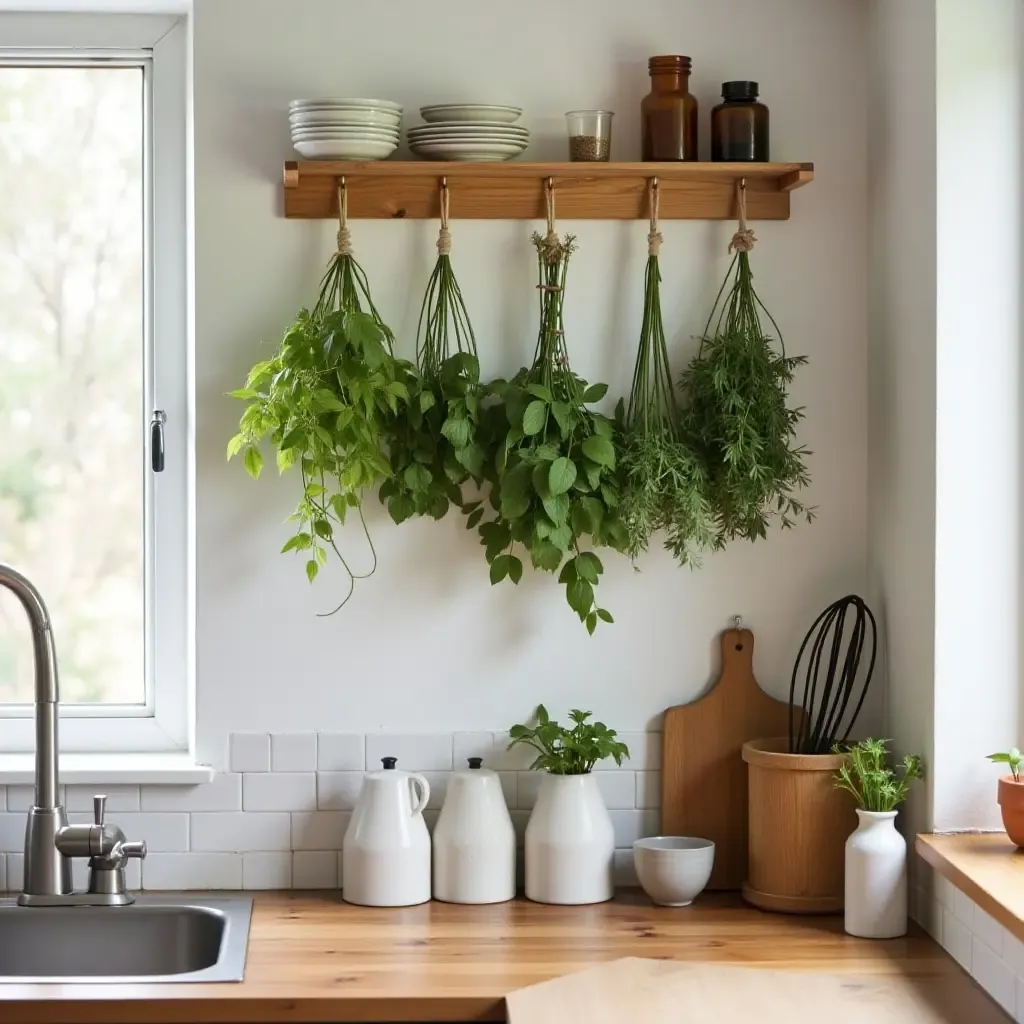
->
[342,756,431,907]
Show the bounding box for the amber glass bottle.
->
[711,81,769,161]
[641,55,698,162]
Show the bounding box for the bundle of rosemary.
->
[380,184,484,525]
[228,184,413,613]
[618,183,713,565]
[474,191,627,632]
[678,182,813,544]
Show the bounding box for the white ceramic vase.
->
[525,773,614,905]
[844,809,907,938]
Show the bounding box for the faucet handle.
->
[93,794,106,827]
[121,840,146,860]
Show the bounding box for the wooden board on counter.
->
[0,891,1001,1023]
[661,626,795,889]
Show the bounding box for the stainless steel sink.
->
[0,895,252,982]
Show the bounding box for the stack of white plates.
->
[289,98,402,160]
[409,104,527,162]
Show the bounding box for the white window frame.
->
[0,12,191,754]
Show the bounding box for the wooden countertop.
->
[0,891,1000,1023]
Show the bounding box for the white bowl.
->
[290,108,401,128]
[420,104,523,124]
[289,97,403,113]
[410,141,527,162]
[293,138,397,160]
[633,837,715,907]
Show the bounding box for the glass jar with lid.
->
[641,55,698,162]
[711,81,769,161]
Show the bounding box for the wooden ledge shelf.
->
[282,160,814,221]
[917,832,1024,943]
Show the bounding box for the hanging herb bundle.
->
[678,182,814,544]
[618,182,714,566]
[379,183,485,525]
[473,187,628,632]
[228,183,413,613]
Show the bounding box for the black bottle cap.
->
[722,80,759,100]
[381,756,397,769]
[467,757,483,770]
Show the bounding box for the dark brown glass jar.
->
[641,55,698,162]
[711,81,769,161]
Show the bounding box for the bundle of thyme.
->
[618,183,713,565]
[679,183,813,545]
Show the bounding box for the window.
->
[0,14,189,753]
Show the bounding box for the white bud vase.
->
[844,809,907,938]
[525,773,614,905]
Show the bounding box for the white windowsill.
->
[0,752,214,785]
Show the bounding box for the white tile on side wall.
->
[243,773,316,811]
[0,854,6,893]
[271,733,317,772]
[490,732,537,771]
[952,886,975,926]
[243,852,292,890]
[613,849,638,888]
[317,772,365,810]
[420,772,449,810]
[0,813,26,852]
[293,850,338,889]
[935,872,958,911]
[636,771,662,810]
[516,772,542,809]
[103,813,189,852]
[609,810,660,848]
[230,733,271,773]
[498,771,517,809]
[191,812,291,852]
[0,789,6,812]
[453,732,495,767]
[971,937,1015,1017]
[144,853,242,890]
[972,906,1008,956]
[142,773,243,812]
[593,772,636,809]
[1016,977,1024,1024]
[7,854,22,892]
[6,785,63,812]
[596,732,662,771]
[66,785,140,812]
[317,734,365,771]
[941,906,973,971]
[292,811,349,851]
[1003,930,1024,975]
[365,734,453,771]
[510,810,530,846]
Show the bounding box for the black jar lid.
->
[722,80,759,100]
[381,756,398,769]
[467,757,483,770]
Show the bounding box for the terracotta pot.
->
[997,776,1024,846]
[742,737,858,914]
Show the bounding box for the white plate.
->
[410,141,527,161]
[292,127,399,139]
[410,135,527,147]
[290,97,403,112]
[420,104,522,124]
[408,132,529,145]
[294,138,397,160]
[409,120,528,134]
[290,108,401,128]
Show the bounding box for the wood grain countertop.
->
[0,891,998,1024]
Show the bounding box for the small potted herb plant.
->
[987,747,1024,846]
[833,738,923,939]
[509,706,629,905]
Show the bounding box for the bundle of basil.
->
[678,183,813,544]
[228,185,413,613]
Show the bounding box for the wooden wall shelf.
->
[282,161,814,221]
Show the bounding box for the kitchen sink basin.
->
[0,895,252,983]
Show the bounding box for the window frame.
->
[0,12,191,753]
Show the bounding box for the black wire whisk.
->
[788,595,877,754]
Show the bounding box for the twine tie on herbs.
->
[729,178,757,254]
[538,177,562,266]
[437,180,452,256]
[648,177,663,257]
[336,180,352,256]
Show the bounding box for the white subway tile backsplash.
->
[952,886,976,926]
[613,849,638,888]
[594,772,637,809]
[7,854,22,892]
[597,732,661,771]
[230,733,271,773]
[66,785,140,812]
[636,771,662,810]
[191,811,291,852]
[142,773,243,812]
[292,811,349,851]
[0,813,25,852]
[109,812,189,852]
[1004,931,1024,976]
[365,734,453,771]
[453,732,495,767]
[272,733,317,772]
[972,936,1016,1016]
[6,785,63,812]
[609,810,660,848]
[243,852,292,890]
[0,854,6,892]
[293,850,338,889]
[317,772,365,810]
[144,853,242,890]
[317,734,365,771]
[935,872,959,910]
[942,906,973,970]
[974,907,1008,956]
[243,773,316,811]
[488,732,535,771]
[420,772,449,810]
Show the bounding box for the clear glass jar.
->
[641,55,697,162]
[566,110,614,162]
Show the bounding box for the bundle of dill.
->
[678,183,813,544]
[618,183,713,566]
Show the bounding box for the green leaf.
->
[548,457,577,496]
[586,612,597,635]
[441,416,472,448]
[551,402,571,436]
[566,577,595,619]
[490,554,512,585]
[315,388,346,412]
[542,492,569,525]
[536,704,550,725]
[522,400,547,436]
[582,435,616,468]
[314,425,334,448]
[500,464,533,520]
[243,447,263,479]
[507,556,523,584]
[466,508,484,530]
[419,389,437,413]
[575,554,599,584]
[578,551,604,577]
[532,540,563,573]
[227,387,259,400]
[583,382,609,403]
[527,384,553,402]
[226,434,245,459]
[280,533,311,554]
[597,608,614,624]
[276,447,297,473]
[314,519,333,540]
[306,559,319,583]
[404,463,433,492]
[548,524,573,552]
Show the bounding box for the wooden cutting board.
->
[661,625,794,890]
[505,958,1008,1024]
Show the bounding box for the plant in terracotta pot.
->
[509,706,628,905]
[988,748,1024,846]
[834,738,923,939]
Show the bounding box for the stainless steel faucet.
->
[0,564,146,906]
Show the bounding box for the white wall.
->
[192,0,869,766]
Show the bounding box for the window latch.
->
[151,410,166,473]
